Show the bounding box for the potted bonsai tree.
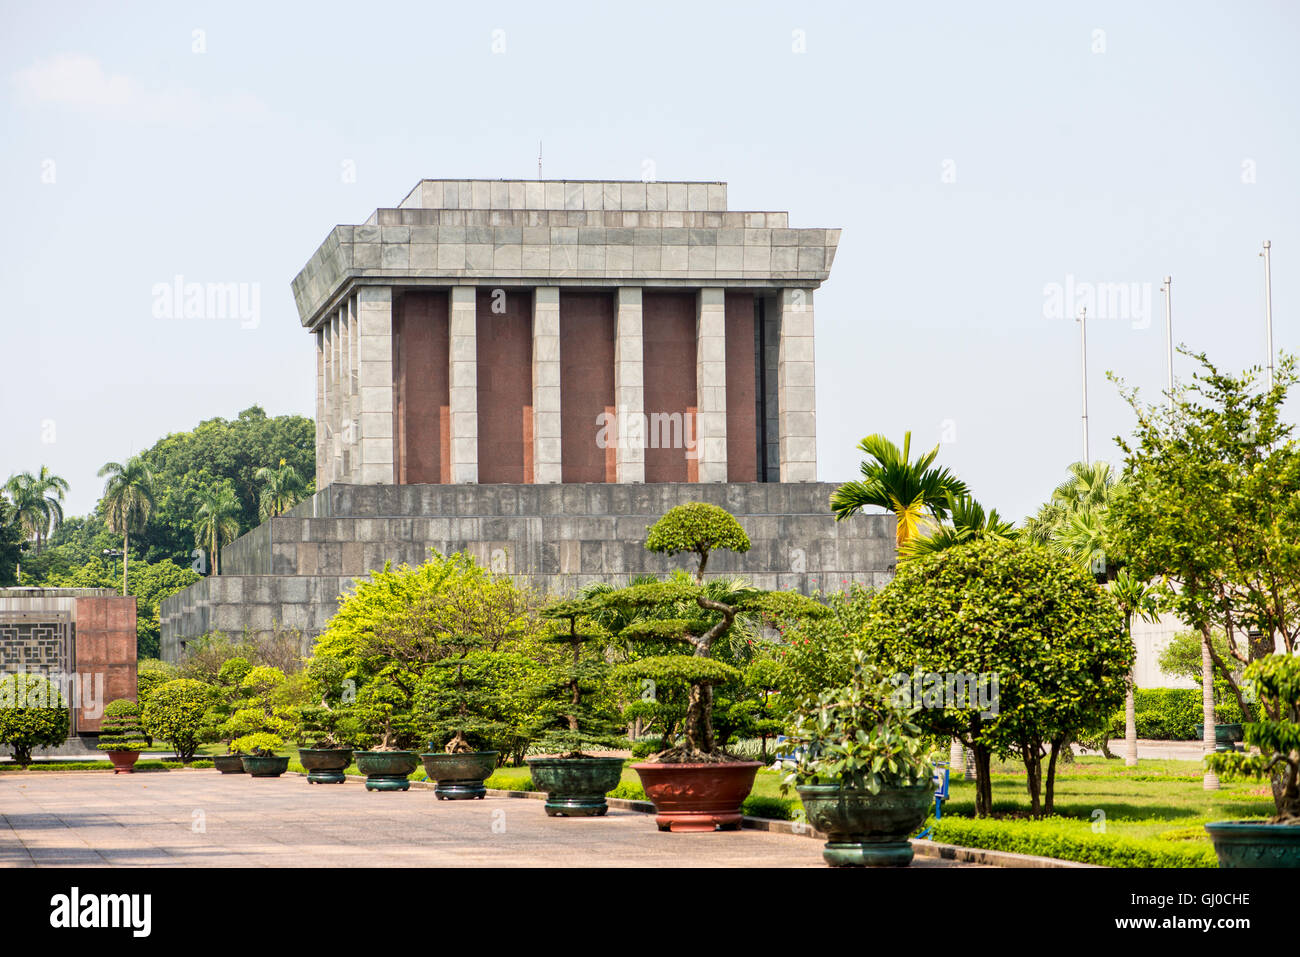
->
[352,676,421,791]
[779,649,935,866]
[1205,653,1300,867]
[525,598,627,816]
[295,657,359,784]
[603,502,827,832]
[203,657,254,774]
[234,732,291,778]
[416,645,503,800]
[96,699,148,773]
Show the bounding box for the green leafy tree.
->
[1108,350,1300,775]
[830,431,968,548]
[194,483,241,575]
[899,491,1015,561]
[0,673,70,766]
[98,456,155,595]
[0,500,26,586]
[1206,653,1300,823]
[135,406,314,566]
[254,459,308,521]
[3,466,69,552]
[141,678,212,763]
[860,537,1132,817]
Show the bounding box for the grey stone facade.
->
[161,482,893,662]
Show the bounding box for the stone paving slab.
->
[0,770,977,868]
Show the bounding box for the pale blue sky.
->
[3,1,1297,521]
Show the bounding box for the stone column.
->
[356,287,395,484]
[777,287,817,482]
[532,287,562,483]
[315,327,326,489]
[615,287,645,483]
[339,300,354,481]
[449,285,479,483]
[695,288,728,482]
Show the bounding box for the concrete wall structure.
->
[162,482,894,662]
[0,588,137,737]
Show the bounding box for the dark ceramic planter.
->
[796,783,933,867]
[526,756,625,817]
[240,754,291,778]
[1193,724,1244,752]
[298,748,353,784]
[420,751,498,800]
[355,750,418,791]
[631,761,761,832]
[213,753,247,774]
[1205,821,1300,868]
[103,750,141,774]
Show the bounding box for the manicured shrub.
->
[1107,688,1246,740]
[741,795,800,820]
[0,673,70,766]
[96,699,147,752]
[608,781,648,801]
[141,679,212,763]
[930,816,1218,868]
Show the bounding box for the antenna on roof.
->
[538,141,543,180]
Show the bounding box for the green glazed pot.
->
[796,783,933,867]
[1193,724,1244,752]
[355,750,418,791]
[526,756,625,817]
[298,748,354,784]
[419,751,498,800]
[1205,821,1300,868]
[240,754,291,778]
[213,753,247,774]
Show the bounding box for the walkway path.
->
[0,770,974,868]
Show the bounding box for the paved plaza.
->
[0,770,973,868]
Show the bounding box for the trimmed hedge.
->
[0,759,213,772]
[1108,688,1245,740]
[930,816,1217,868]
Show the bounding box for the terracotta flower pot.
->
[796,783,933,866]
[420,751,498,800]
[1205,821,1300,868]
[213,753,247,774]
[631,761,761,832]
[355,750,418,791]
[298,748,353,784]
[526,756,625,816]
[104,750,141,774]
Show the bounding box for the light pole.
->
[1262,241,1275,389]
[1161,276,1174,396]
[1077,307,1089,464]
[102,548,125,596]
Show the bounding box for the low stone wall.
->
[161,481,894,662]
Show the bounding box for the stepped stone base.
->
[159,482,893,662]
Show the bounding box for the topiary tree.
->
[645,502,751,583]
[600,509,828,762]
[0,673,70,766]
[96,699,147,753]
[141,678,212,763]
[860,537,1132,817]
[530,598,627,758]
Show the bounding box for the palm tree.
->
[2,467,69,551]
[98,457,155,595]
[1023,461,1119,545]
[1110,569,1162,767]
[194,485,241,575]
[830,432,968,549]
[899,491,1016,561]
[254,459,307,521]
